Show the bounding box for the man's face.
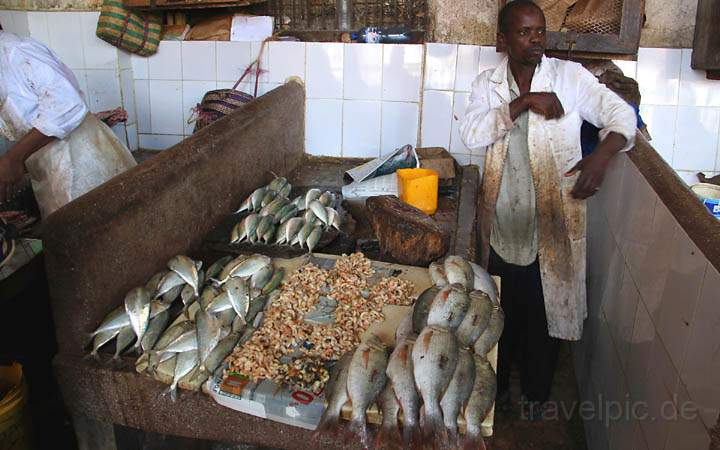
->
[498,5,547,66]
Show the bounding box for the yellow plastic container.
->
[397,168,439,215]
[0,363,33,450]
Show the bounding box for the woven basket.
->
[192,89,255,132]
[96,0,162,56]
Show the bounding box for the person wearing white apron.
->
[0,30,136,218]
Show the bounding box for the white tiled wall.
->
[579,155,716,450]
[637,48,720,185]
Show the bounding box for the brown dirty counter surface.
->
[366,195,450,266]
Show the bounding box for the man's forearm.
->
[593,131,627,162]
[509,96,528,121]
[7,128,55,165]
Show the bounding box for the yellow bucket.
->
[0,363,33,450]
[397,168,439,215]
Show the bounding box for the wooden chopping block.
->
[366,195,449,266]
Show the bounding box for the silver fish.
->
[90,305,130,337]
[234,195,252,214]
[250,187,268,211]
[306,226,322,253]
[375,382,401,449]
[206,291,232,314]
[347,335,388,448]
[215,255,249,284]
[250,265,274,291]
[199,285,219,310]
[238,326,256,345]
[201,331,241,376]
[386,338,420,447]
[255,215,273,241]
[156,270,185,297]
[124,287,152,342]
[308,200,328,225]
[147,320,194,373]
[274,221,290,245]
[444,255,473,290]
[227,254,271,280]
[278,205,298,224]
[297,220,315,248]
[88,328,120,360]
[162,283,183,304]
[145,270,168,296]
[412,325,458,444]
[469,261,499,303]
[291,195,305,211]
[113,326,136,362]
[429,262,448,287]
[246,295,268,324]
[464,356,496,447]
[268,176,288,192]
[261,224,276,244]
[225,278,250,319]
[140,309,170,354]
[456,290,494,348]
[260,189,277,208]
[149,299,172,318]
[180,284,197,313]
[168,255,199,295]
[275,203,295,221]
[278,182,292,198]
[196,309,222,371]
[412,286,440,335]
[318,191,335,207]
[232,314,246,333]
[305,188,321,207]
[261,268,284,295]
[260,196,287,218]
[206,256,233,280]
[284,217,304,244]
[395,308,414,344]
[325,207,341,230]
[313,352,352,437]
[218,309,237,328]
[252,311,264,328]
[167,350,199,401]
[159,329,198,354]
[240,214,260,243]
[473,304,505,357]
[303,210,317,225]
[230,221,245,244]
[426,283,470,331]
[440,347,476,442]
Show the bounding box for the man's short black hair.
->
[498,0,544,33]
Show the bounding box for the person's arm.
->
[0,128,54,202]
[460,74,517,150]
[566,65,636,199]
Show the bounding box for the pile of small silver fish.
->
[230,176,342,253]
[87,253,284,401]
[316,255,504,450]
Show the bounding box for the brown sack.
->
[186,14,232,41]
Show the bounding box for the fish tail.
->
[461,435,487,450]
[83,351,100,362]
[402,425,423,449]
[311,409,339,440]
[167,383,178,402]
[346,416,369,449]
[375,423,401,450]
[421,403,447,446]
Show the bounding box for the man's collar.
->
[490,55,554,101]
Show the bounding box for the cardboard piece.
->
[418,147,457,180]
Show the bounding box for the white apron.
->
[3,113,136,218]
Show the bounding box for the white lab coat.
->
[0,31,136,218]
[460,56,636,340]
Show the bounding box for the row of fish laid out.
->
[315,255,503,450]
[87,253,284,400]
[230,177,342,252]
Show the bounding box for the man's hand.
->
[0,153,26,203]
[524,92,564,120]
[565,152,612,200]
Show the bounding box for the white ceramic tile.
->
[80,12,117,70]
[450,92,475,155]
[305,99,343,157]
[626,301,655,405]
[637,48,681,106]
[71,69,88,103]
[681,266,720,430]
[147,41,182,80]
[182,81,216,136]
[181,41,216,81]
[420,90,453,149]
[478,46,505,74]
[638,369,673,450]
[679,49,720,107]
[131,54,148,80]
[118,51,131,70]
[26,12,49,45]
[111,123,128,148]
[673,106,720,171]
[381,102,419,155]
[306,43,343,99]
[664,385,711,450]
[455,45,481,92]
[605,265,639,371]
[268,41,305,83]
[639,105,676,164]
[134,80,151,134]
[382,44,422,102]
[0,11,15,33]
[613,59,637,79]
[424,43,457,90]
[126,123,138,151]
[215,42,254,83]
[46,12,85,70]
[119,69,136,125]
[621,170,658,286]
[342,100,381,158]
[451,153,471,165]
[675,170,701,186]
[344,44,383,100]
[85,69,121,112]
[251,42,270,83]
[9,11,29,36]
[149,80,183,135]
[138,134,183,150]
[231,81,282,97]
[647,334,680,403]
[590,316,615,398]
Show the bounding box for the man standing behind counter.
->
[460,0,635,417]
